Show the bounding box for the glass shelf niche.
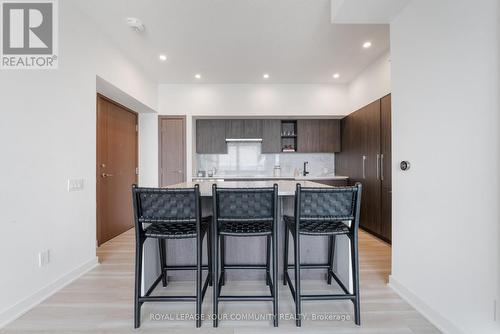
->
[280,120,297,152]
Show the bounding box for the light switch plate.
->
[68,178,85,192]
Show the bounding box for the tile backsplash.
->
[195,142,335,177]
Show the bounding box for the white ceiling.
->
[74,0,389,84]
[331,0,411,24]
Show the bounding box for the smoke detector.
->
[126,17,145,33]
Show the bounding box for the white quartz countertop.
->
[166,180,335,196]
[192,175,348,181]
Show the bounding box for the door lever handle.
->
[101,173,114,178]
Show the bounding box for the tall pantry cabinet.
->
[335,94,392,242]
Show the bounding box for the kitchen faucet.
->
[303,161,309,176]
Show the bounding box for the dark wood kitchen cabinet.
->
[297,120,321,152]
[225,119,262,139]
[380,94,392,241]
[320,119,341,152]
[261,119,281,153]
[335,94,392,243]
[297,119,340,153]
[196,119,227,154]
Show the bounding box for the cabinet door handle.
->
[381,154,384,181]
[376,154,380,180]
[362,155,366,179]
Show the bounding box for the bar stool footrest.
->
[165,265,210,270]
[218,295,274,301]
[139,296,197,302]
[287,263,330,269]
[301,294,356,301]
[223,264,267,270]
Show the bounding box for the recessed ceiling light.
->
[158,54,167,61]
[195,74,202,79]
[363,41,372,48]
[263,73,270,79]
[333,73,340,79]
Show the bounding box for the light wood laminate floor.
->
[1,230,440,334]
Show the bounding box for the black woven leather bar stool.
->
[131,184,212,328]
[283,183,362,327]
[212,184,279,327]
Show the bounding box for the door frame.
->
[96,93,138,246]
[158,115,187,187]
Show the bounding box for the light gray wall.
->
[390,1,500,333]
[0,2,157,326]
[348,50,391,111]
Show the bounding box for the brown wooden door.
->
[159,116,186,186]
[96,95,138,246]
[380,94,392,241]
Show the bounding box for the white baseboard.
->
[388,275,465,334]
[0,257,99,329]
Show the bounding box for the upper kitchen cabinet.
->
[196,119,227,154]
[320,119,341,152]
[297,120,320,152]
[297,119,340,153]
[261,120,281,153]
[225,119,262,139]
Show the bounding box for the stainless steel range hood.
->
[225,138,263,142]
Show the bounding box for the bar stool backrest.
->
[295,183,362,230]
[212,184,278,224]
[132,185,201,228]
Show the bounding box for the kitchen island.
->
[141,180,353,294]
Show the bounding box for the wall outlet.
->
[38,249,50,267]
[67,178,85,192]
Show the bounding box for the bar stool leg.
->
[220,235,226,286]
[196,232,202,328]
[283,224,289,285]
[350,233,361,325]
[327,235,336,285]
[207,226,213,286]
[266,235,271,286]
[134,238,144,328]
[272,229,278,327]
[158,239,168,287]
[213,232,219,327]
[293,233,302,327]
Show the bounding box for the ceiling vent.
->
[126,17,145,33]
